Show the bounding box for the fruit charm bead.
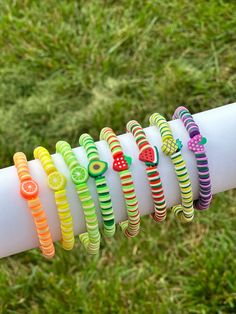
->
[48,172,66,191]
[188,134,207,153]
[20,179,39,199]
[162,139,179,156]
[139,146,159,166]
[71,166,89,185]
[88,160,108,178]
[113,153,131,172]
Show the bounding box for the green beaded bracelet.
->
[79,133,116,237]
[56,141,101,254]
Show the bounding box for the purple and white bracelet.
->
[173,106,212,210]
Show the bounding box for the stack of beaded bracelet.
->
[13,152,55,258]
[79,133,116,237]
[34,146,75,250]
[127,120,167,222]
[150,114,194,223]
[11,104,214,257]
[173,106,212,210]
[56,141,100,254]
[100,127,140,237]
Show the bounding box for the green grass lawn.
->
[0,1,236,313]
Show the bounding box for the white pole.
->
[0,103,236,258]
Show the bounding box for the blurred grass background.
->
[0,1,236,313]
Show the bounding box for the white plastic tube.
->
[0,103,236,258]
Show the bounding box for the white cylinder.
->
[0,103,236,258]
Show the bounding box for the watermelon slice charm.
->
[139,146,159,166]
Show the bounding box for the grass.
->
[0,0,236,313]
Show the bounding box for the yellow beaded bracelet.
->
[150,113,194,223]
[34,146,75,250]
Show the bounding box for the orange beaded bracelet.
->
[13,152,55,258]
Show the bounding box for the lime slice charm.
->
[48,171,66,191]
[71,166,88,185]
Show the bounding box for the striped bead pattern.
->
[56,141,100,254]
[13,152,31,182]
[100,127,140,237]
[173,106,212,210]
[173,106,200,138]
[79,133,116,237]
[13,152,55,258]
[127,120,150,153]
[79,134,100,161]
[101,127,123,157]
[152,115,173,142]
[170,151,194,222]
[28,197,55,258]
[149,114,194,223]
[34,147,75,250]
[126,120,167,222]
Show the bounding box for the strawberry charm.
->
[188,134,207,153]
[113,153,132,172]
[139,146,159,166]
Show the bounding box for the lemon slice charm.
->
[48,171,66,191]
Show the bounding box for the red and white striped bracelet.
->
[127,120,167,222]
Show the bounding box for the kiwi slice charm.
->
[88,160,108,178]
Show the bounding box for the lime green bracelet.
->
[56,141,100,254]
[150,113,194,223]
[79,133,116,237]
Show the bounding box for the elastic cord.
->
[13,152,55,258]
[79,133,116,237]
[173,106,212,210]
[126,120,167,222]
[100,127,140,237]
[56,141,100,254]
[149,114,194,223]
[34,146,75,250]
